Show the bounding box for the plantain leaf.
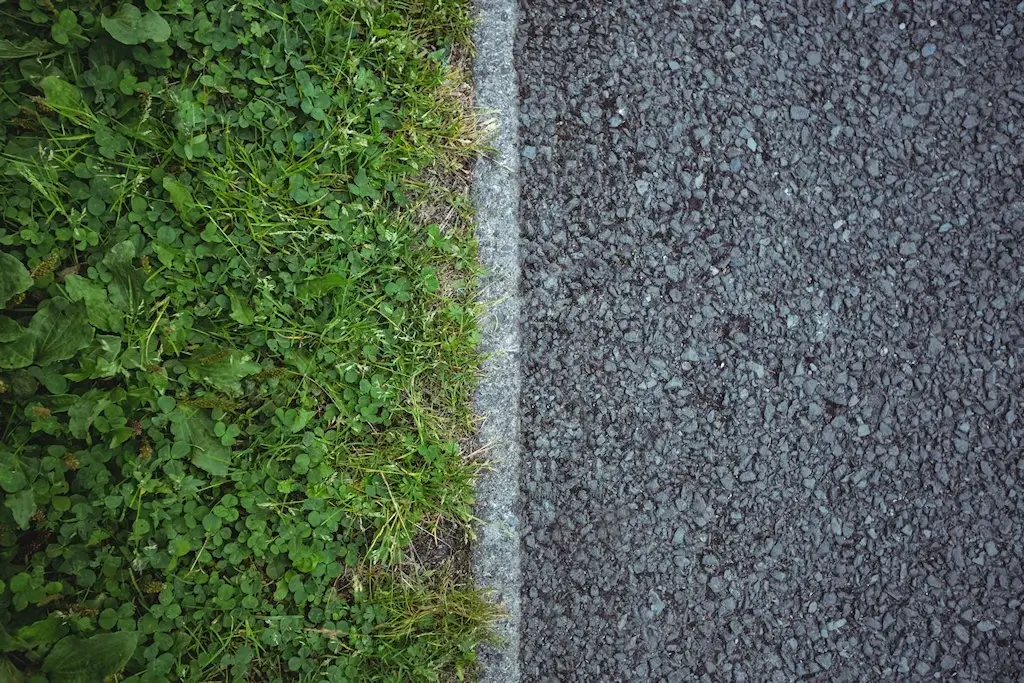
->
[0,317,24,342]
[65,275,123,332]
[27,297,93,365]
[0,38,51,59]
[15,615,63,647]
[39,76,86,115]
[101,241,145,316]
[297,274,348,300]
[42,632,138,682]
[0,335,34,369]
[0,253,32,306]
[172,410,232,476]
[184,348,260,395]
[227,288,254,325]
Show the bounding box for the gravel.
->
[516,1,1024,681]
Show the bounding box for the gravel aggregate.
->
[516,1,1024,680]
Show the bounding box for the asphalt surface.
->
[516,1,1024,681]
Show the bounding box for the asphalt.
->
[515,1,1024,681]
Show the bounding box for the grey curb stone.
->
[471,0,521,681]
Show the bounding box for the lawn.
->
[0,0,496,680]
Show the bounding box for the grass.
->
[0,0,499,681]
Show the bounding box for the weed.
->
[0,0,490,680]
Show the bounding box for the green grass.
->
[0,0,498,680]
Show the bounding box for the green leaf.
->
[4,489,35,529]
[0,38,51,59]
[29,365,68,394]
[68,392,111,440]
[171,537,190,557]
[65,275,123,332]
[4,370,36,399]
[17,616,63,647]
[51,24,69,45]
[101,5,170,45]
[172,411,232,476]
[421,268,439,293]
[227,289,254,325]
[162,176,196,224]
[94,126,127,160]
[51,10,80,45]
[347,167,380,200]
[0,452,27,493]
[98,609,117,631]
[0,656,24,683]
[104,4,141,40]
[42,632,138,682]
[26,297,93,365]
[0,336,34,370]
[101,242,145,315]
[0,317,24,342]
[297,274,348,300]
[0,253,33,306]
[0,472,28,503]
[0,623,18,654]
[137,8,171,42]
[8,574,30,594]
[183,133,209,160]
[39,76,86,115]
[185,348,260,395]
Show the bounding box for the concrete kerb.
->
[470,0,521,681]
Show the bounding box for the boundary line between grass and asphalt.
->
[470,0,521,680]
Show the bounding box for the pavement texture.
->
[516,1,1024,681]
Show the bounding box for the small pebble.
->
[790,105,811,120]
